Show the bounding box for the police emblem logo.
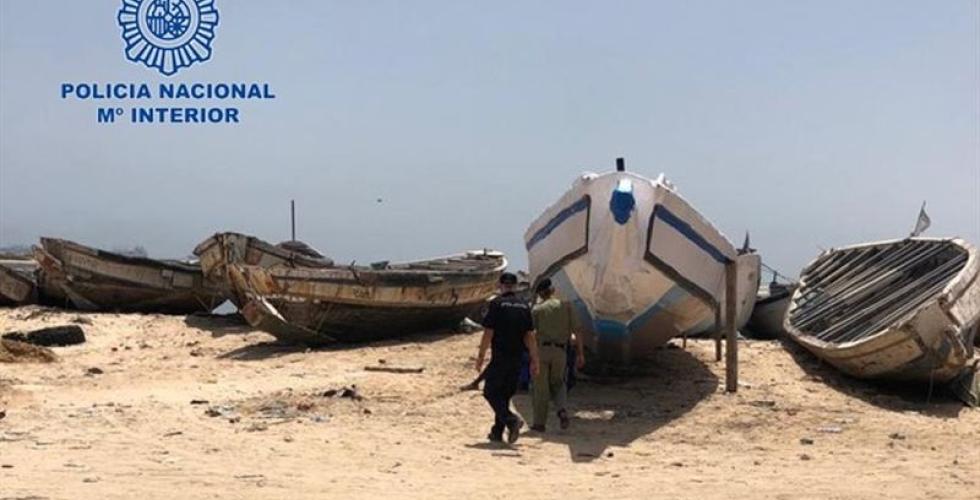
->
[117,0,219,76]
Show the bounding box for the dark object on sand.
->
[321,386,363,400]
[0,339,58,363]
[34,238,226,314]
[2,325,86,347]
[0,259,38,306]
[226,250,507,345]
[363,365,424,374]
[785,238,979,383]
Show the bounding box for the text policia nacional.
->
[60,83,276,124]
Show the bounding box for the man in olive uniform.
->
[530,278,584,431]
[476,272,540,444]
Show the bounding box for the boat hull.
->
[227,251,506,345]
[34,238,225,314]
[525,171,750,363]
[0,260,37,306]
[193,232,333,306]
[785,238,979,383]
[745,284,796,339]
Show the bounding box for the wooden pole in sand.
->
[725,260,738,393]
[290,200,296,241]
[714,306,722,361]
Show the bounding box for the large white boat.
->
[524,160,758,363]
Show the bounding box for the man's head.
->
[535,278,554,298]
[499,272,518,293]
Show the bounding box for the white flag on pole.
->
[910,201,931,237]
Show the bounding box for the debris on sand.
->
[205,405,238,418]
[72,316,93,325]
[321,385,363,401]
[2,325,86,347]
[364,365,424,374]
[0,339,58,363]
[456,318,483,333]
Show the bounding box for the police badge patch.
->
[117,0,219,76]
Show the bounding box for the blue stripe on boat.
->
[653,205,730,264]
[625,286,690,332]
[552,267,698,341]
[526,197,589,250]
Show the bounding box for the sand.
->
[0,306,977,499]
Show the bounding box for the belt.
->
[541,342,566,348]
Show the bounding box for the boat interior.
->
[788,239,969,344]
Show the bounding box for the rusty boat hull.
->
[228,250,507,345]
[0,259,38,306]
[193,232,333,306]
[34,238,226,314]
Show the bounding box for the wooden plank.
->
[364,365,425,374]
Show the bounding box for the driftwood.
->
[364,365,425,374]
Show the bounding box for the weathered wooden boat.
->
[524,160,758,363]
[0,259,37,306]
[33,238,226,314]
[225,250,507,344]
[745,280,797,339]
[784,238,980,382]
[193,232,334,305]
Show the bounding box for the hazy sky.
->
[1,1,977,278]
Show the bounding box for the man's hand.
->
[476,329,492,372]
[576,352,586,370]
[529,359,540,378]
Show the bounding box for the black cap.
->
[499,272,518,285]
[535,278,553,294]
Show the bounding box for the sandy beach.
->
[0,307,977,500]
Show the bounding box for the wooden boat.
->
[193,232,334,305]
[33,238,226,314]
[784,238,980,382]
[0,259,37,306]
[745,280,797,339]
[226,250,507,345]
[524,160,758,363]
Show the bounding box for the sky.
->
[1,0,978,278]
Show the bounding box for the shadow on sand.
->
[199,320,475,362]
[778,337,966,418]
[509,345,719,463]
[183,313,253,337]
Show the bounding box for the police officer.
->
[530,278,584,431]
[476,272,539,444]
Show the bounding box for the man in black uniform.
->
[476,272,539,444]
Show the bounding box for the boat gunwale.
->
[193,232,334,268]
[237,252,508,281]
[41,237,203,274]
